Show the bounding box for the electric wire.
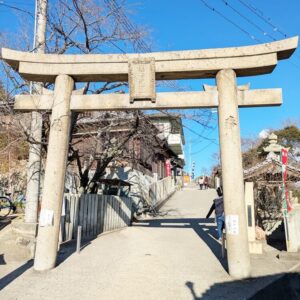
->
[105,1,220,148]
[199,0,300,71]
[157,109,218,145]
[237,0,287,38]
[221,0,276,41]
[0,1,33,17]
[191,140,217,155]
[104,0,186,92]
[197,0,300,153]
[199,0,260,42]
[235,0,300,63]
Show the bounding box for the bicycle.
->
[0,194,17,218]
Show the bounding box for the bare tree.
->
[0,0,214,196]
[0,0,147,183]
[68,110,171,193]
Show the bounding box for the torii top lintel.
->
[1,37,298,83]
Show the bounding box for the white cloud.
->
[259,129,270,139]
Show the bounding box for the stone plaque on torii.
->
[1,36,298,279]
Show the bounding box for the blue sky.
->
[125,0,300,176]
[1,0,300,176]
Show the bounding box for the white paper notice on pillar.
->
[39,209,54,227]
[225,215,239,235]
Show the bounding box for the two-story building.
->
[148,113,185,183]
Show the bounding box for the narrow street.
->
[0,187,299,299]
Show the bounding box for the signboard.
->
[183,175,190,185]
[128,58,156,103]
[225,215,239,235]
[191,161,195,179]
[39,209,54,227]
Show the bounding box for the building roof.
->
[244,156,300,182]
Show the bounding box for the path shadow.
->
[57,239,91,266]
[0,216,16,231]
[0,239,92,291]
[0,259,33,291]
[185,272,300,299]
[133,217,228,270]
[186,281,199,299]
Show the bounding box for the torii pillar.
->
[217,69,250,277]
[33,75,74,271]
[1,36,298,278]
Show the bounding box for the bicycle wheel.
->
[0,197,12,218]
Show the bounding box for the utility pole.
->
[189,140,192,178]
[25,0,48,224]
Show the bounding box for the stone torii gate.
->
[1,36,298,279]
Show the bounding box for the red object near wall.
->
[166,159,171,177]
[281,148,292,212]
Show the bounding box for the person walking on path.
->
[206,187,224,240]
[204,176,209,189]
[198,176,204,190]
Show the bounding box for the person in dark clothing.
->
[204,176,209,189]
[206,187,224,240]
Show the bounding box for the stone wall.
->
[104,166,154,209]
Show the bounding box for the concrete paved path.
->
[1,187,299,299]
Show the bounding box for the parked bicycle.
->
[0,191,25,218]
[0,194,17,218]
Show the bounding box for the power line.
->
[194,1,300,147]
[105,0,152,53]
[237,0,287,38]
[191,140,217,155]
[5,1,33,6]
[199,0,300,71]
[221,0,276,41]
[104,0,187,92]
[104,2,218,150]
[157,109,218,144]
[199,0,260,42]
[0,1,34,17]
[104,0,152,53]
[233,0,300,64]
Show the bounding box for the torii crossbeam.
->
[1,37,297,82]
[1,36,298,279]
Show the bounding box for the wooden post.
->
[76,225,82,254]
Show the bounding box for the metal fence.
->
[61,194,133,241]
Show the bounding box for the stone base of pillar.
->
[11,219,38,258]
[249,240,263,254]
